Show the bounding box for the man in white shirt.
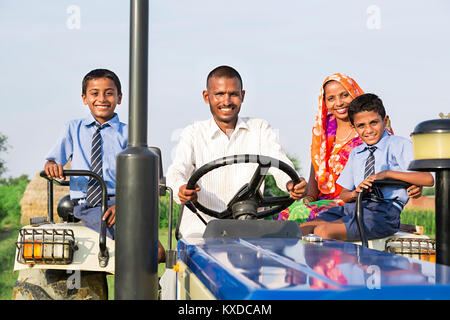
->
[167,66,307,237]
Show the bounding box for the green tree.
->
[0,133,7,177]
[0,175,29,229]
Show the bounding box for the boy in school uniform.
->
[45,68,126,239]
[300,93,434,241]
[44,68,165,262]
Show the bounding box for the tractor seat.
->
[57,194,80,223]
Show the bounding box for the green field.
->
[0,176,28,300]
[0,228,19,299]
[400,208,435,237]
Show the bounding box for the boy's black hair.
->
[348,93,386,125]
[206,65,243,90]
[82,69,122,95]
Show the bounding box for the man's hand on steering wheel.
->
[178,183,200,205]
[179,179,307,204]
[286,178,307,200]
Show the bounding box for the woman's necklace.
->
[335,128,355,143]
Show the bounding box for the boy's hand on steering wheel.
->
[178,184,201,204]
[407,185,422,199]
[44,160,65,180]
[286,178,307,200]
[356,177,375,193]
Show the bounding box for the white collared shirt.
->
[166,117,296,237]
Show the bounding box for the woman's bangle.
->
[303,195,316,202]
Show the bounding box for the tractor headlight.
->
[16,228,77,265]
[409,119,450,170]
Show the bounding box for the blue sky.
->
[1,0,449,179]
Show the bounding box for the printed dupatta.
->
[311,73,394,200]
[311,73,365,199]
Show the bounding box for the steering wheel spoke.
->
[247,164,270,197]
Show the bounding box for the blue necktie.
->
[364,146,377,179]
[364,146,383,198]
[86,123,107,206]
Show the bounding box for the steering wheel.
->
[185,154,301,220]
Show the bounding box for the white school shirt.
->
[166,117,296,238]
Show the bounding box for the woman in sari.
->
[276,73,394,223]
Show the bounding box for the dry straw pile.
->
[19,163,70,225]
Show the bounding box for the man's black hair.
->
[348,93,386,125]
[82,69,122,95]
[206,65,243,90]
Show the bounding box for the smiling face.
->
[203,76,245,132]
[82,77,122,124]
[352,110,389,146]
[323,80,354,121]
